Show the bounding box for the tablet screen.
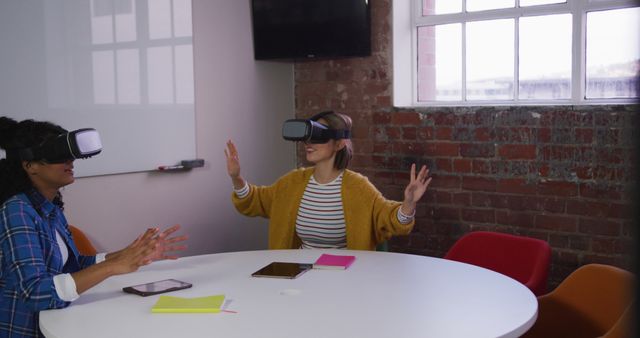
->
[251,262,312,279]
[129,279,191,293]
[123,279,192,296]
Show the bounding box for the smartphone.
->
[251,262,312,279]
[122,279,192,297]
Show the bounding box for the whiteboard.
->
[0,0,195,177]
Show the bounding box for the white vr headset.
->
[16,128,102,163]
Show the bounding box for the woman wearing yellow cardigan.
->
[225,111,431,250]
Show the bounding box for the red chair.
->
[444,231,551,296]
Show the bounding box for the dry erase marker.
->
[157,165,185,170]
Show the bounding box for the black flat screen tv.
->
[251,0,371,61]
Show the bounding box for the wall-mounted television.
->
[251,0,371,61]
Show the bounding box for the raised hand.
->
[145,224,188,261]
[401,164,432,215]
[107,228,159,275]
[225,140,241,178]
[224,140,245,189]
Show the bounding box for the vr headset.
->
[282,118,350,144]
[16,128,102,163]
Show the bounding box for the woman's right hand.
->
[107,228,159,275]
[225,140,241,178]
[225,140,245,189]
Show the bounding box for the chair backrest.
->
[522,264,634,338]
[551,264,633,335]
[444,231,551,295]
[68,225,97,256]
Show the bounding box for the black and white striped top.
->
[295,173,347,249]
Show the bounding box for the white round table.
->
[40,250,537,338]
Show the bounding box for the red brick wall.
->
[293,0,637,288]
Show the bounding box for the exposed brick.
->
[434,158,452,173]
[496,210,535,227]
[429,174,461,189]
[471,192,492,208]
[566,200,611,218]
[435,127,453,140]
[460,143,495,158]
[461,208,496,223]
[391,112,421,125]
[434,190,453,204]
[432,206,461,221]
[591,238,628,254]
[607,203,633,220]
[462,176,497,192]
[497,144,537,160]
[424,142,459,157]
[475,127,492,142]
[385,126,402,140]
[578,218,621,236]
[472,160,491,174]
[453,159,472,173]
[417,126,434,140]
[538,181,578,197]
[402,127,417,140]
[452,192,471,206]
[373,112,391,124]
[535,214,578,232]
[496,178,537,195]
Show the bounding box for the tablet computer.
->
[122,278,192,297]
[251,262,312,279]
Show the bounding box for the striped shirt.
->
[295,173,346,249]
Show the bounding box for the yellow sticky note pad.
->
[151,295,225,313]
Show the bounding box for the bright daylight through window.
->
[394,0,639,106]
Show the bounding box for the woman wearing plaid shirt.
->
[0,117,187,338]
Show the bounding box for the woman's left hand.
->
[401,164,432,215]
[146,224,188,261]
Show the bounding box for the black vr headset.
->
[282,112,350,144]
[14,128,103,163]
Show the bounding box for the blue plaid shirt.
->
[0,189,96,338]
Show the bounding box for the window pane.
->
[175,45,194,104]
[423,0,462,15]
[147,46,174,104]
[467,0,514,12]
[466,19,514,100]
[92,51,115,104]
[586,7,640,99]
[149,0,172,40]
[520,0,565,6]
[116,49,140,104]
[115,0,136,42]
[519,14,571,99]
[418,24,462,101]
[91,0,113,44]
[173,0,192,37]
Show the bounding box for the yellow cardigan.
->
[231,168,414,250]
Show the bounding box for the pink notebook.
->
[313,254,356,270]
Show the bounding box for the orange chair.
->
[68,225,97,255]
[444,231,551,296]
[521,264,634,338]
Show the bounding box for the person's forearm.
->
[232,176,246,190]
[70,261,115,294]
[401,201,416,215]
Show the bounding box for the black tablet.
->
[251,262,312,279]
[122,278,192,297]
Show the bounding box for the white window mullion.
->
[462,22,467,101]
[399,0,638,106]
[571,0,586,103]
[514,16,520,102]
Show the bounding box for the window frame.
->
[392,0,639,107]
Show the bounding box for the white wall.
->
[61,0,295,255]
